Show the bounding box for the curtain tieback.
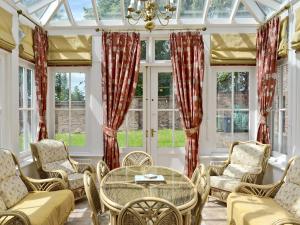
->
[103,126,117,138]
[184,126,199,137]
[259,114,268,125]
[39,116,46,123]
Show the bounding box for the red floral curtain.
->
[102,32,141,169]
[33,26,48,141]
[256,17,280,144]
[170,32,205,177]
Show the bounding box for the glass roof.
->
[14,0,287,28]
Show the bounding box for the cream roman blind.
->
[19,24,34,62]
[211,33,256,65]
[48,35,92,66]
[292,7,300,50]
[0,7,16,51]
[278,17,288,58]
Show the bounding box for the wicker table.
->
[100,166,197,225]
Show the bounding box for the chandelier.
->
[126,0,176,31]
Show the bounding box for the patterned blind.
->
[0,7,16,52]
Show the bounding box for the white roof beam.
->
[41,0,62,26]
[230,0,241,23]
[64,0,76,26]
[120,0,126,25]
[176,0,181,20]
[255,0,281,11]
[92,0,101,25]
[28,0,56,14]
[202,0,211,24]
[242,0,264,23]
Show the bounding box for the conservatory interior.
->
[0,0,300,225]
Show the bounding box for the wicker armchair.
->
[228,156,300,225]
[30,139,95,200]
[209,141,271,202]
[83,171,110,225]
[122,151,153,167]
[117,197,183,225]
[96,160,110,213]
[0,149,74,225]
[191,164,210,225]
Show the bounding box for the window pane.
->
[49,4,71,26]
[19,111,33,152]
[158,111,173,147]
[233,111,249,141]
[27,69,33,108]
[131,73,143,109]
[174,112,185,147]
[235,2,252,18]
[96,0,121,19]
[180,0,205,18]
[158,72,173,109]
[234,72,249,109]
[155,40,170,60]
[216,111,232,148]
[19,67,24,108]
[55,72,70,108]
[141,40,147,61]
[217,72,232,109]
[127,111,143,147]
[71,72,86,109]
[208,0,234,19]
[282,65,288,109]
[69,0,96,21]
[55,110,70,144]
[70,110,86,146]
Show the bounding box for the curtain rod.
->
[95,26,207,33]
[17,9,40,27]
[262,3,291,26]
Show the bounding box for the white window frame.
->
[18,59,37,158]
[49,67,91,155]
[209,66,256,153]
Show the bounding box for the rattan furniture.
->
[191,164,210,225]
[100,166,197,225]
[0,149,74,225]
[209,141,271,202]
[96,160,110,213]
[122,151,153,167]
[228,156,300,225]
[30,139,95,200]
[84,171,110,225]
[117,197,183,225]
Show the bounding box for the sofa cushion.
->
[275,182,300,218]
[43,159,75,175]
[0,150,16,180]
[0,197,6,210]
[0,175,28,208]
[11,190,75,225]
[35,139,68,164]
[223,164,261,179]
[286,157,300,185]
[68,173,84,190]
[228,192,295,225]
[210,175,241,192]
[231,143,265,167]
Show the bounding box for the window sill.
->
[19,156,34,168]
[268,155,287,171]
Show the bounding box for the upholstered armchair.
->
[0,149,74,225]
[228,156,300,225]
[209,141,271,202]
[30,139,95,200]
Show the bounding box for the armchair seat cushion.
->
[228,193,296,225]
[43,159,75,175]
[68,173,84,190]
[210,175,241,192]
[11,190,74,225]
[223,164,261,179]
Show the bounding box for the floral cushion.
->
[43,160,75,175]
[231,143,265,167]
[0,197,6,210]
[223,164,261,179]
[0,150,16,180]
[275,182,300,218]
[35,139,68,165]
[286,157,300,185]
[210,175,241,192]
[68,173,84,190]
[0,175,28,208]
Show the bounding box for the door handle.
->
[151,129,156,137]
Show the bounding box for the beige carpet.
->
[66,197,227,225]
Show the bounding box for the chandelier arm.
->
[128,17,141,26]
[157,13,170,26]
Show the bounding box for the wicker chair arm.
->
[69,158,95,173]
[240,169,262,183]
[0,210,31,225]
[43,169,68,184]
[272,218,300,225]
[208,163,227,176]
[235,182,283,198]
[24,176,67,192]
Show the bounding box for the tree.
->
[55,73,69,102]
[71,86,85,101]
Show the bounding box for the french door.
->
[119,67,185,170]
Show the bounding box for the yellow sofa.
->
[0,149,74,225]
[227,156,300,225]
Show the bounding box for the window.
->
[55,72,86,147]
[216,71,249,148]
[18,64,37,153]
[269,63,288,154]
[155,40,170,61]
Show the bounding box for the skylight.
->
[14,0,288,29]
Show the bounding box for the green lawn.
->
[55,133,86,146]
